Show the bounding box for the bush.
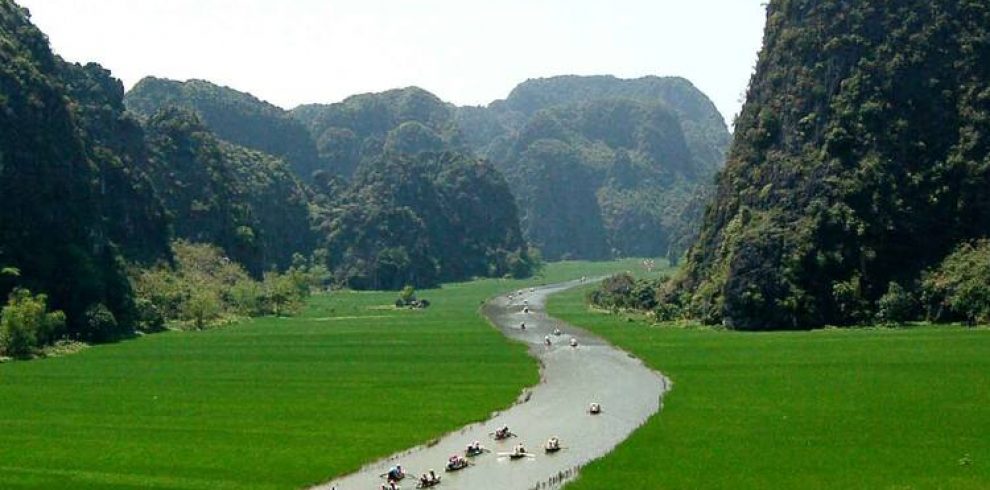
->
[0,288,66,358]
[130,241,320,329]
[83,303,118,341]
[133,297,165,332]
[589,273,665,312]
[398,285,416,306]
[875,282,916,326]
[922,240,990,324]
[182,288,222,330]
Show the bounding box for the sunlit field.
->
[549,286,990,489]
[0,260,638,490]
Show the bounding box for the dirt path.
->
[312,280,669,490]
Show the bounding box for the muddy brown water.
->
[312,280,669,490]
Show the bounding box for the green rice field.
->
[548,285,990,489]
[0,260,637,490]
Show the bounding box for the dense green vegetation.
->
[142,107,316,276]
[291,78,731,262]
[0,0,139,341]
[129,241,323,332]
[59,61,172,264]
[0,3,322,351]
[317,151,536,289]
[125,77,324,180]
[124,82,546,292]
[672,0,990,329]
[291,87,464,178]
[0,260,632,489]
[0,288,66,358]
[921,240,990,325]
[550,285,990,489]
[471,76,731,261]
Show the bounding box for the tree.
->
[0,288,66,358]
[922,240,990,325]
[398,285,417,306]
[876,282,916,326]
[182,288,221,330]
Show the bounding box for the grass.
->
[0,259,641,490]
[548,285,990,489]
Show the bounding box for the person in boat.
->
[447,454,467,470]
[466,440,482,454]
[495,425,510,439]
[553,327,562,336]
[429,469,438,482]
[590,402,602,413]
[520,322,526,330]
[420,474,430,487]
[387,465,404,481]
[513,443,527,456]
[570,337,578,347]
[545,335,551,346]
[546,436,560,450]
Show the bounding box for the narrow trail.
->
[313,280,669,490]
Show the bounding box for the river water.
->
[312,280,668,490]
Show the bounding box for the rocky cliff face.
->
[675,0,990,329]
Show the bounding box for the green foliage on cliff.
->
[317,151,536,289]
[291,87,464,178]
[472,76,730,260]
[143,107,317,276]
[125,77,324,179]
[0,0,137,341]
[59,61,172,264]
[675,0,990,329]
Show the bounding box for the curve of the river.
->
[313,280,669,490]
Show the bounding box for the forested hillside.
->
[317,151,535,289]
[0,2,323,354]
[670,0,990,329]
[291,87,464,178]
[59,61,172,264]
[0,1,142,340]
[291,79,730,262]
[463,76,731,260]
[126,77,324,180]
[142,107,316,275]
[124,81,540,290]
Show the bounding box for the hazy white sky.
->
[19,0,766,124]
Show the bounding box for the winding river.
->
[313,280,669,490]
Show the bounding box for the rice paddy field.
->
[548,285,990,489]
[0,260,638,490]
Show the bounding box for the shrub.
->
[922,240,990,324]
[130,241,319,329]
[589,273,666,312]
[83,303,118,341]
[875,282,916,326]
[0,288,66,358]
[398,285,416,306]
[133,297,165,332]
